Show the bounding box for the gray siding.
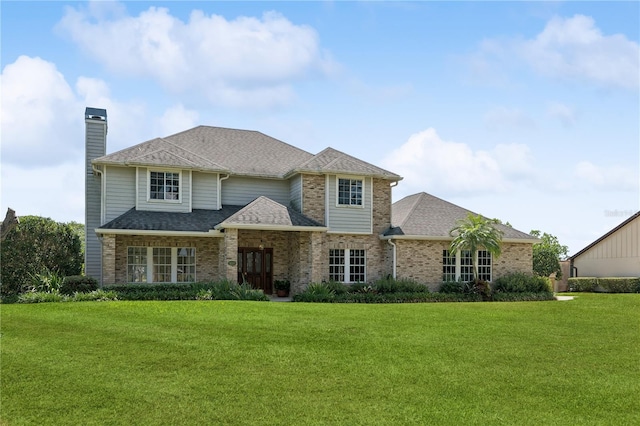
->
[137,167,191,213]
[85,118,106,282]
[104,166,136,222]
[289,175,302,212]
[326,175,372,234]
[192,172,219,209]
[221,176,289,206]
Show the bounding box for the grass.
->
[1,294,638,425]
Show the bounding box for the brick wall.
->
[394,240,534,291]
[111,235,221,284]
[371,178,392,234]
[301,174,325,225]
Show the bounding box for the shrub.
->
[324,280,348,295]
[61,276,98,295]
[568,277,598,292]
[18,291,67,304]
[492,292,555,302]
[439,281,468,294]
[1,216,82,297]
[293,283,336,302]
[104,281,269,301]
[596,277,640,293]
[71,290,118,302]
[493,272,551,293]
[28,269,64,293]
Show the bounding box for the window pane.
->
[153,247,172,282]
[177,247,196,282]
[477,250,492,282]
[127,247,147,283]
[329,249,345,282]
[349,249,366,282]
[460,250,473,282]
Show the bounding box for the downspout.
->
[387,239,397,279]
[218,173,230,209]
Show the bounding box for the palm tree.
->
[449,213,504,283]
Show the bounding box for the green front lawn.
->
[2,294,638,425]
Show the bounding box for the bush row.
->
[568,277,640,293]
[293,274,554,303]
[18,289,118,304]
[104,280,269,301]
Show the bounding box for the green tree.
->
[1,216,83,297]
[449,213,504,282]
[529,230,568,278]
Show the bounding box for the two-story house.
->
[85,107,537,294]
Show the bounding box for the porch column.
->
[101,234,116,286]
[220,228,238,282]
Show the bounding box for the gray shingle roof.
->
[95,126,313,177]
[97,198,325,233]
[292,147,401,181]
[384,192,536,241]
[94,126,402,180]
[218,196,325,229]
[99,206,244,232]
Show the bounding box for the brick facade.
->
[393,240,534,291]
[109,235,221,285]
[301,174,326,225]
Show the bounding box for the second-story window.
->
[337,178,363,206]
[150,171,180,201]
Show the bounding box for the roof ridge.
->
[161,138,228,170]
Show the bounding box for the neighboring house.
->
[84,107,537,294]
[569,211,640,278]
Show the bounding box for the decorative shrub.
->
[28,269,64,293]
[71,290,118,302]
[492,292,555,302]
[567,277,598,292]
[324,280,348,295]
[375,277,428,294]
[61,276,99,295]
[493,272,551,293]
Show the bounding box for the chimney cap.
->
[85,107,107,121]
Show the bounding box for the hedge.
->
[568,277,640,293]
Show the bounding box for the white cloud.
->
[56,4,336,108]
[1,56,82,167]
[573,161,639,191]
[547,102,577,127]
[470,14,639,90]
[382,128,536,197]
[522,15,639,90]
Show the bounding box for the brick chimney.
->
[85,107,107,283]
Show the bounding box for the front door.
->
[237,248,273,294]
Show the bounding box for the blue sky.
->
[1,1,638,255]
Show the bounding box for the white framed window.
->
[442,249,492,282]
[127,247,196,283]
[442,250,456,282]
[329,249,366,283]
[337,177,363,206]
[149,170,180,201]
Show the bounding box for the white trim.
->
[96,228,223,237]
[335,175,365,209]
[369,177,373,234]
[100,166,106,225]
[325,174,330,227]
[218,173,230,210]
[188,170,193,212]
[147,168,183,204]
[135,167,140,210]
[327,231,372,235]
[215,224,328,232]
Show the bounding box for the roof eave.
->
[380,234,539,244]
[215,223,328,232]
[95,228,224,237]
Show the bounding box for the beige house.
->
[570,211,640,278]
[84,107,538,294]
